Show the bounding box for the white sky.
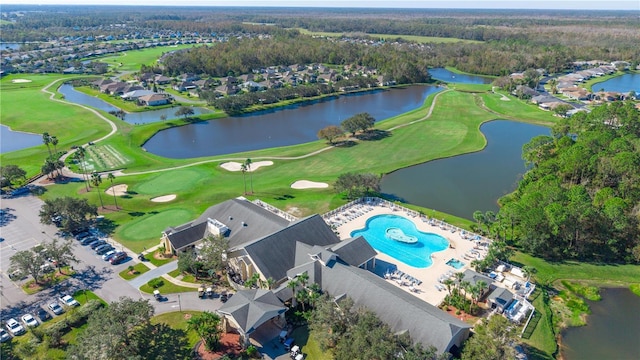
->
[4,1,640,11]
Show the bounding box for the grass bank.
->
[296,28,482,44]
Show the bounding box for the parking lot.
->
[0,193,143,321]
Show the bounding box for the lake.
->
[380,121,549,220]
[0,124,42,154]
[562,288,640,360]
[594,73,640,93]
[143,85,441,158]
[58,84,212,124]
[429,68,494,84]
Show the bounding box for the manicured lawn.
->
[146,250,177,267]
[140,280,197,294]
[72,289,107,306]
[0,74,113,176]
[480,91,558,126]
[291,326,333,360]
[96,44,199,72]
[151,311,202,347]
[511,252,640,287]
[167,269,197,283]
[132,167,209,195]
[117,209,194,252]
[118,263,151,280]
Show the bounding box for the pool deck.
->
[333,203,488,306]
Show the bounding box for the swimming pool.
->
[350,214,449,268]
[446,258,465,269]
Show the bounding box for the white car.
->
[48,301,65,315]
[59,295,80,307]
[0,328,11,342]
[21,313,39,328]
[102,250,116,261]
[5,318,25,336]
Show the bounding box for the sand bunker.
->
[151,194,177,202]
[291,180,329,189]
[11,79,33,83]
[105,184,128,196]
[220,161,273,172]
[500,95,511,101]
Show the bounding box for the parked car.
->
[75,231,91,240]
[109,251,127,265]
[90,239,107,249]
[60,295,80,307]
[102,250,117,261]
[48,301,64,315]
[220,291,228,303]
[21,314,39,328]
[36,308,52,322]
[95,244,114,255]
[0,328,11,342]
[5,318,25,336]
[80,236,99,246]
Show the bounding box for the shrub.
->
[148,277,164,289]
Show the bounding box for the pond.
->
[0,42,25,51]
[0,124,42,154]
[58,84,212,124]
[593,73,640,93]
[429,68,494,84]
[143,85,441,158]
[380,121,550,220]
[562,288,640,360]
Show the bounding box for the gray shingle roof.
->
[165,199,290,251]
[319,261,471,353]
[462,269,494,287]
[487,287,513,307]
[243,214,340,282]
[217,289,286,334]
[329,236,377,267]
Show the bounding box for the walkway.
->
[129,260,178,288]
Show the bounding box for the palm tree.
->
[443,278,455,296]
[245,159,253,194]
[287,278,300,308]
[475,280,488,303]
[74,147,90,191]
[454,272,465,295]
[187,312,222,351]
[42,132,52,158]
[107,173,118,209]
[51,135,59,156]
[240,163,247,195]
[91,172,104,209]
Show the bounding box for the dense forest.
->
[2,6,639,76]
[160,34,430,81]
[497,102,640,263]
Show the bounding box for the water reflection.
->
[58,84,212,124]
[144,85,441,158]
[594,73,640,93]
[381,121,549,219]
[1,125,42,154]
[429,68,494,84]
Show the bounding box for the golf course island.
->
[1,6,639,360]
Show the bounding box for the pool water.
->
[446,258,465,269]
[350,214,449,268]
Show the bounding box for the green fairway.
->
[97,44,201,72]
[0,74,113,175]
[118,208,194,251]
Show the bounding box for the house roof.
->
[138,94,167,103]
[487,287,513,307]
[319,260,471,353]
[165,198,290,252]
[462,269,494,287]
[329,236,377,267]
[242,215,340,282]
[217,289,286,335]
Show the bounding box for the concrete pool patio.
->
[328,198,490,306]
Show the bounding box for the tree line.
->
[494,101,640,262]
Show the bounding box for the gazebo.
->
[217,289,287,347]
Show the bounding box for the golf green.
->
[118,208,194,250]
[132,168,209,195]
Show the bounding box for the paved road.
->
[0,194,220,322]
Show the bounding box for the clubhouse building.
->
[161,197,471,354]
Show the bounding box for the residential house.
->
[138,94,169,106]
[173,81,197,92]
[121,89,155,101]
[179,73,200,82]
[154,74,172,85]
[215,83,240,96]
[241,81,266,92]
